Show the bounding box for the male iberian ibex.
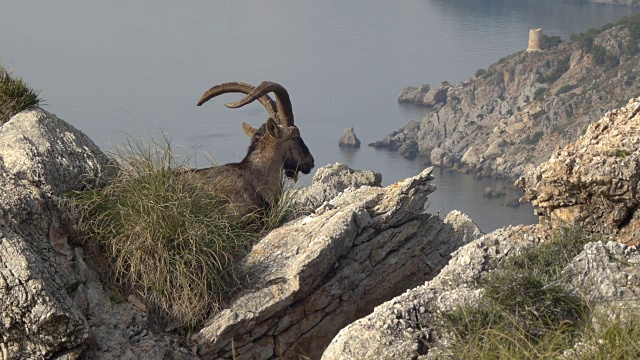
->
[193,81,314,218]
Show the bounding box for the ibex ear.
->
[242,122,258,137]
[265,118,280,138]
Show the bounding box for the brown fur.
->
[193,118,295,218]
[194,81,315,218]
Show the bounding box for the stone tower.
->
[527,28,542,52]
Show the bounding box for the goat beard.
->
[284,168,299,181]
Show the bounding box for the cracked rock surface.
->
[517,96,640,245]
[194,166,482,359]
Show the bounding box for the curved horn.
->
[225,81,294,126]
[197,82,277,120]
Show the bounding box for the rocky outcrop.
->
[323,232,640,359]
[323,97,640,359]
[0,108,192,359]
[338,127,361,148]
[290,163,382,215]
[194,167,483,359]
[516,97,640,245]
[322,225,540,360]
[398,83,449,107]
[0,108,110,358]
[421,82,450,107]
[374,15,640,179]
[398,84,430,103]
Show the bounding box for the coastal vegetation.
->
[386,12,640,179]
[439,228,640,359]
[0,63,41,124]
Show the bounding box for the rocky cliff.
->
[373,13,640,179]
[323,97,640,359]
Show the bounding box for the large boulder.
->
[422,82,450,107]
[516,97,640,244]
[194,166,483,359]
[0,108,110,358]
[290,163,382,215]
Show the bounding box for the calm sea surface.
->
[1,1,637,232]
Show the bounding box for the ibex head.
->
[197,81,315,180]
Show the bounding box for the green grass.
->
[577,311,640,359]
[0,64,41,124]
[73,135,296,329]
[537,56,570,84]
[615,149,631,158]
[439,227,599,359]
[556,84,579,96]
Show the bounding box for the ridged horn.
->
[197,82,277,120]
[225,81,294,126]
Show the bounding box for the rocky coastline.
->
[371,14,640,180]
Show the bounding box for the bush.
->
[540,34,563,50]
[624,39,639,55]
[538,57,570,84]
[441,227,597,359]
[0,64,41,124]
[534,88,547,101]
[615,149,631,158]
[525,130,544,145]
[531,110,546,121]
[475,68,487,78]
[591,45,607,65]
[73,136,294,328]
[555,84,578,96]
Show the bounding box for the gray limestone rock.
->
[194,167,483,359]
[422,83,450,107]
[290,163,382,215]
[0,108,195,359]
[398,85,430,103]
[517,97,640,244]
[338,127,361,148]
[322,225,537,360]
[0,108,112,359]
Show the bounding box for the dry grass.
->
[74,135,296,329]
[439,227,598,359]
[0,64,41,124]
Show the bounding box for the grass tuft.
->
[440,227,598,359]
[0,64,41,124]
[73,135,296,329]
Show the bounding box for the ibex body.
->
[194,81,314,218]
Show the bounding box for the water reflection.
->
[338,146,359,164]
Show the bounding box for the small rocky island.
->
[338,127,361,147]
